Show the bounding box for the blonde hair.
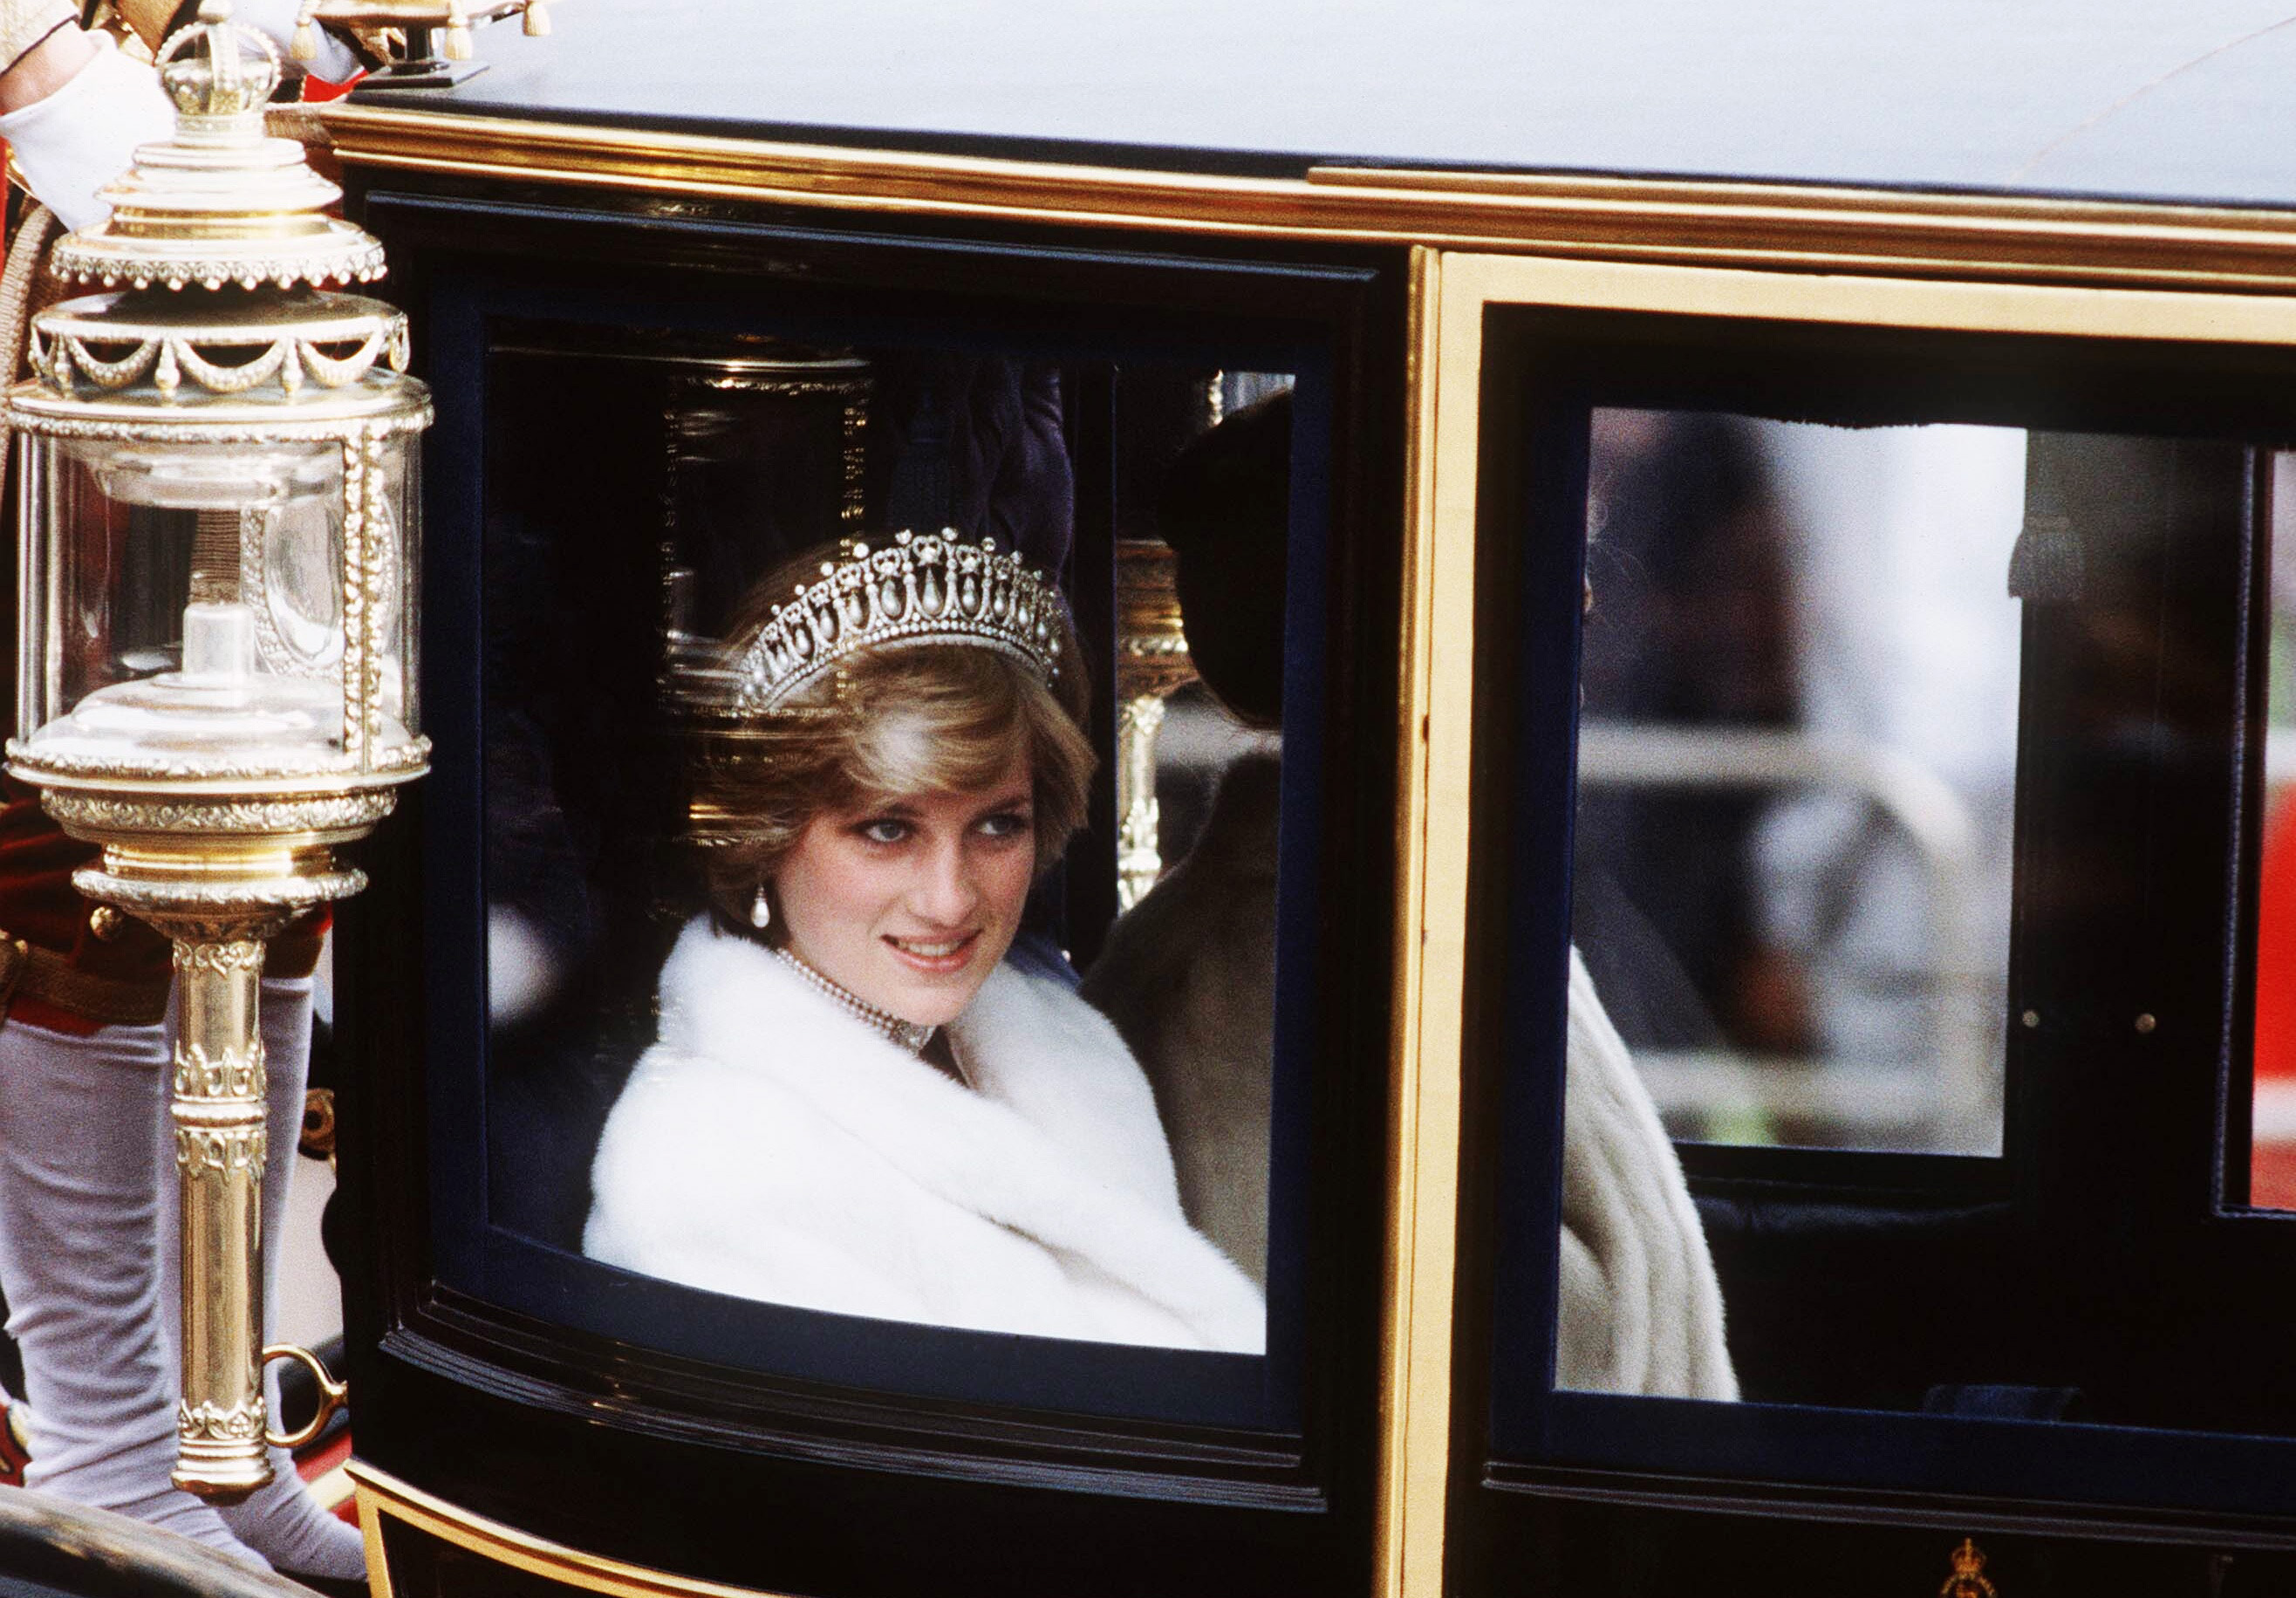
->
[694,541,1096,936]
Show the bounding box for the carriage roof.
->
[368,1,2296,208]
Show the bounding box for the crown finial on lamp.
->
[154,0,282,128]
[49,0,385,293]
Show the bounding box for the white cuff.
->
[0,36,171,232]
[0,0,71,75]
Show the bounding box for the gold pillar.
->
[1113,538,1196,912]
[67,866,367,1505]
[165,932,272,1500]
[1116,693,1168,911]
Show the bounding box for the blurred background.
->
[1574,410,2023,1158]
[1578,415,2296,1186]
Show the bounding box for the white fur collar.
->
[650,918,1266,1351]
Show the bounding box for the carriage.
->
[11,4,2296,1597]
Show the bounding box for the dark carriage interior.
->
[1477,304,2296,1458]
[475,316,1301,1259]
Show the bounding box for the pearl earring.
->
[751,884,772,931]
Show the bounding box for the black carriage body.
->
[313,6,2296,1598]
[331,181,1409,1598]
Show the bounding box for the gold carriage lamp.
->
[2,0,429,1503]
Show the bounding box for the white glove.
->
[0,34,170,230]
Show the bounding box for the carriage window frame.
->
[329,193,1417,1598]
[1385,254,2296,1587]
[425,270,1329,1423]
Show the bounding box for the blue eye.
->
[977,811,1033,840]
[856,818,911,844]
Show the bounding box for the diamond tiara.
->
[733,530,1066,713]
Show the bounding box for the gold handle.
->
[261,1344,346,1452]
[298,1088,337,1163]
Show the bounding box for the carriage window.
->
[1558,404,2283,1436]
[1575,411,2020,1157]
[476,323,1293,1371]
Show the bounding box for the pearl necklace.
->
[770,947,937,1055]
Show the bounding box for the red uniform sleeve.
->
[0,777,327,1035]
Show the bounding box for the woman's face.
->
[776,749,1037,1028]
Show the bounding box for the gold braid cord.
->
[0,201,56,511]
[104,0,181,54]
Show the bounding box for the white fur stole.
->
[585,919,1266,1354]
[1556,947,1739,1399]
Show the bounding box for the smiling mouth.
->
[885,932,979,970]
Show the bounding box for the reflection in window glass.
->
[1574,411,2020,1156]
[479,330,1289,1354]
[1561,416,2269,1420]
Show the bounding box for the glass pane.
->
[1575,411,2019,1157]
[481,326,1295,1359]
[1561,416,2270,1432]
[11,433,393,770]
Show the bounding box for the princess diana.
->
[584,531,1265,1353]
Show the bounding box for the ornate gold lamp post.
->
[3,2,429,1501]
[1113,538,1195,911]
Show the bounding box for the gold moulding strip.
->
[317,103,2296,294]
[10,736,430,789]
[349,1462,807,1598]
[1373,244,1474,1598]
[0,400,434,448]
[38,790,398,838]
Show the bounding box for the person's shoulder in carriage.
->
[1081,391,1737,1399]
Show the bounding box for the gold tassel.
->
[443,0,471,58]
[523,0,547,35]
[288,1,318,59]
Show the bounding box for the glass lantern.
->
[14,331,425,791]
[3,1,428,1501]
